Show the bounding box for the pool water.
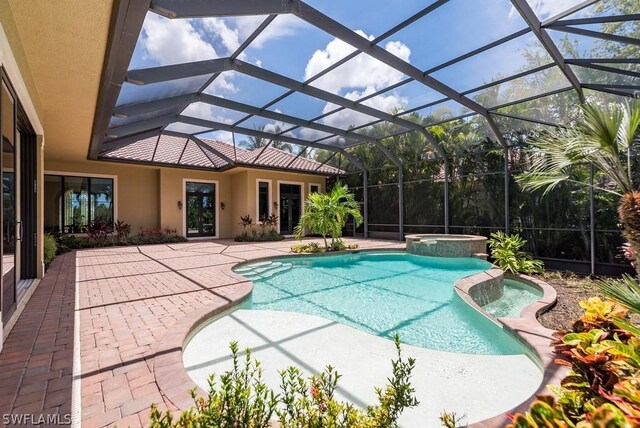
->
[483,279,544,318]
[235,252,533,355]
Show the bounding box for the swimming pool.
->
[234,251,530,355]
[483,278,544,319]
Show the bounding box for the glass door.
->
[2,78,17,323]
[185,181,216,237]
[279,184,301,235]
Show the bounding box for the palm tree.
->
[517,101,640,311]
[517,102,640,266]
[241,124,294,152]
[295,183,363,250]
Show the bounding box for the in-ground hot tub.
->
[406,234,488,259]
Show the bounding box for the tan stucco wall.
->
[0,2,44,125]
[43,160,328,239]
[159,168,234,238]
[44,160,161,233]
[230,171,249,237]
[230,168,326,236]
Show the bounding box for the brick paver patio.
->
[0,238,404,427]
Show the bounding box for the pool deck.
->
[0,238,559,427]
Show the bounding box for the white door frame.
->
[276,180,304,236]
[182,179,219,239]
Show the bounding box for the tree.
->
[295,183,363,250]
[517,102,640,276]
[241,124,294,152]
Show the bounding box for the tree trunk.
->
[619,191,640,277]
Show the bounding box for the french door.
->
[185,181,216,238]
[279,183,301,236]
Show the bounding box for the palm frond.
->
[516,102,637,196]
[598,274,640,314]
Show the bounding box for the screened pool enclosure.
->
[92,0,639,275]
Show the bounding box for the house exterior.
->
[0,1,343,348]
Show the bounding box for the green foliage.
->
[517,102,640,197]
[291,241,322,254]
[439,411,466,428]
[55,227,187,253]
[149,335,418,428]
[290,239,358,254]
[295,183,363,250]
[599,274,640,315]
[44,234,57,267]
[235,214,283,242]
[235,229,284,242]
[507,298,640,427]
[487,231,544,275]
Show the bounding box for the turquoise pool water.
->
[235,252,533,355]
[483,279,544,319]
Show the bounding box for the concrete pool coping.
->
[153,249,560,427]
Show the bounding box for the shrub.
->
[290,239,359,254]
[114,220,132,242]
[439,411,466,428]
[239,214,253,231]
[54,225,186,253]
[291,241,322,254]
[235,214,283,242]
[507,297,640,427]
[149,335,418,427]
[87,218,112,243]
[44,234,57,267]
[487,231,544,275]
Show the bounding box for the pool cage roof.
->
[91,0,640,174]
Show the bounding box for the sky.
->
[116,0,603,146]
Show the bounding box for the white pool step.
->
[238,262,293,280]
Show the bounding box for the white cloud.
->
[305,30,409,94]
[201,17,243,53]
[509,0,583,20]
[182,103,244,125]
[142,14,219,65]
[300,32,410,134]
[141,14,237,94]
[245,15,308,49]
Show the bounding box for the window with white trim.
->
[257,180,270,222]
[44,174,114,233]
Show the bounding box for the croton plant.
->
[507,297,640,427]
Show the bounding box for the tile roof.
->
[101,134,345,175]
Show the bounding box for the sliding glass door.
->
[1,68,37,326]
[1,76,17,323]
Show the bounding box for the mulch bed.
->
[535,271,639,331]
[534,271,604,331]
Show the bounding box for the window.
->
[309,183,320,194]
[44,174,114,233]
[257,180,270,222]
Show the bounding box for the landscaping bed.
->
[535,271,640,331]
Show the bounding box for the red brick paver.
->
[75,238,403,427]
[0,252,75,425]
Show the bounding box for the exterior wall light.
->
[177,200,182,210]
[220,202,225,210]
